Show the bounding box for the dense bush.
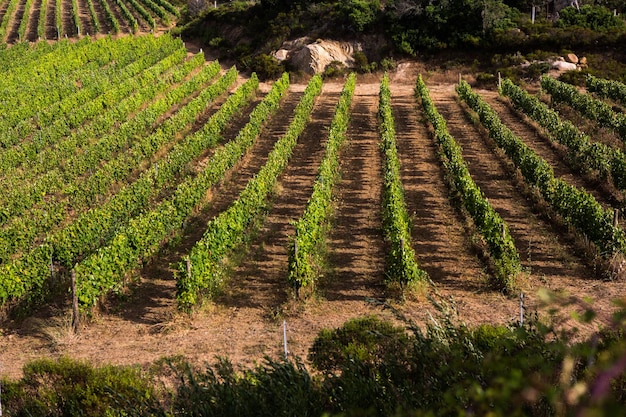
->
[1,357,161,416]
[249,53,284,81]
[557,5,625,32]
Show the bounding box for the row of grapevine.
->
[417,75,520,292]
[541,76,626,140]
[500,78,626,191]
[74,73,291,310]
[37,0,48,38]
[139,0,171,24]
[126,0,156,29]
[56,0,63,37]
[0,0,20,41]
[0,47,195,219]
[587,74,626,107]
[378,74,429,289]
[72,0,82,35]
[0,35,185,163]
[99,0,121,33]
[0,73,260,306]
[0,58,219,265]
[175,75,324,310]
[48,69,253,268]
[17,0,35,41]
[114,0,139,32]
[85,0,100,33]
[0,35,167,133]
[458,80,626,257]
[287,73,356,296]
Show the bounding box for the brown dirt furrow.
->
[24,0,40,41]
[552,98,626,152]
[5,0,26,43]
[390,83,511,323]
[481,89,621,208]
[323,82,387,302]
[0,0,11,23]
[101,0,130,34]
[428,83,622,333]
[90,0,110,34]
[224,86,339,308]
[77,0,95,36]
[44,0,56,39]
[61,0,76,36]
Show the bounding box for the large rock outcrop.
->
[273,38,363,75]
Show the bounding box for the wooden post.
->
[531,6,535,24]
[502,223,506,240]
[519,291,524,327]
[71,270,79,334]
[293,239,299,299]
[498,72,502,89]
[49,255,55,285]
[186,257,192,279]
[283,320,288,359]
[614,208,619,228]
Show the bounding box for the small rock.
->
[579,56,587,65]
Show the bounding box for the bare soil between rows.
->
[1,72,625,379]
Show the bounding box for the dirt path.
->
[482,90,622,208]
[24,0,40,41]
[306,82,387,311]
[428,82,622,333]
[90,0,110,33]
[76,0,94,36]
[5,0,26,43]
[61,0,76,37]
[389,82,513,323]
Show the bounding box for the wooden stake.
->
[71,270,79,334]
[186,257,192,278]
[283,320,288,359]
[614,208,619,228]
[519,291,524,327]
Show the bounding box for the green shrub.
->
[249,53,284,81]
[1,357,161,416]
[557,5,625,31]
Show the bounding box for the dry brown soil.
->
[1,66,625,379]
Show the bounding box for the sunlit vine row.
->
[176,75,323,310]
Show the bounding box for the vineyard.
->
[0,0,178,42]
[1,34,626,377]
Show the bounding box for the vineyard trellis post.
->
[283,320,288,359]
[71,270,79,334]
[50,254,55,286]
[293,237,299,299]
[614,208,619,228]
[519,291,524,327]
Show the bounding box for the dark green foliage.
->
[250,53,285,81]
[338,0,381,32]
[557,5,625,32]
[525,61,551,79]
[1,357,161,416]
[173,357,322,416]
[309,316,412,372]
